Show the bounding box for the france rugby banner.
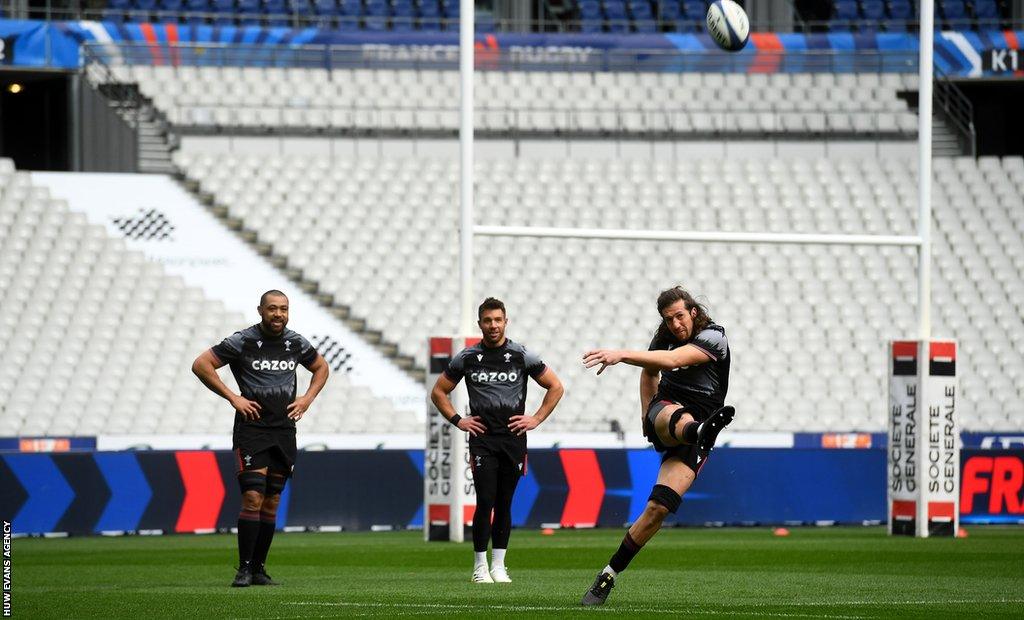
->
[2,17,1023,77]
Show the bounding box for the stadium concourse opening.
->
[0,71,70,170]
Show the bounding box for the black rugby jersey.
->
[649,323,730,416]
[211,324,318,430]
[444,339,547,438]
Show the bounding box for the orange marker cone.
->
[773,527,790,537]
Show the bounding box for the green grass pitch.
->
[12,527,1024,618]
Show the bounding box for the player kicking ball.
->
[192,290,329,587]
[579,287,734,606]
[431,298,564,584]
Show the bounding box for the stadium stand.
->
[107,66,920,136]
[172,147,1024,433]
[0,158,414,436]
[94,0,1010,31]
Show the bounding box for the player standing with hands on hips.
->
[192,290,329,587]
[580,287,734,606]
[431,298,564,584]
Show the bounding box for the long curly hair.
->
[654,286,712,342]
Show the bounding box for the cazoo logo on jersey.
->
[469,370,519,383]
[251,359,297,371]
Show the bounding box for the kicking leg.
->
[651,404,699,449]
[581,458,696,606]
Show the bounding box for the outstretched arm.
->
[509,368,564,435]
[191,349,262,421]
[583,345,712,375]
[430,374,488,437]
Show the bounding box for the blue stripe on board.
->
[93,453,152,533]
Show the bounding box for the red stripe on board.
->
[430,337,452,356]
[464,337,482,347]
[463,504,475,526]
[892,500,916,519]
[749,33,783,74]
[930,341,956,361]
[139,23,165,66]
[1004,31,1024,76]
[428,503,449,523]
[559,449,605,527]
[927,501,955,520]
[892,341,917,358]
[165,22,180,66]
[175,451,225,532]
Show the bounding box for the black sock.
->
[608,532,644,574]
[253,515,276,569]
[237,510,261,567]
[682,421,700,444]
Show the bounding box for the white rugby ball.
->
[706,0,750,52]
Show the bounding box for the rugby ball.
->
[706,0,750,53]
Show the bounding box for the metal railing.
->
[85,40,920,73]
[933,67,976,156]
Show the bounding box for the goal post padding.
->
[424,336,479,542]
[887,340,960,538]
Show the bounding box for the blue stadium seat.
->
[392,0,415,30]
[289,0,314,19]
[832,0,858,30]
[579,0,603,25]
[941,0,968,27]
[603,0,629,32]
[680,0,705,30]
[862,0,885,19]
[210,0,236,24]
[237,0,261,25]
[441,0,459,29]
[263,0,288,25]
[131,0,157,21]
[972,0,998,25]
[156,0,183,21]
[658,0,680,20]
[418,0,442,30]
[629,0,657,32]
[184,0,209,24]
[311,0,335,27]
[886,0,911,30]
[364,0,390,31]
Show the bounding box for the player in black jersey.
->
[192,290,329,588]
[430,297,564,584]
[579,287,734,606]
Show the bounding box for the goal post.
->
[887,340,960,537]
[424,336,478,542]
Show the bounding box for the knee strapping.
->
[648,484,681,514]
[667,409,686,441]
[265,473,287,496]
[238,471,267,494]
